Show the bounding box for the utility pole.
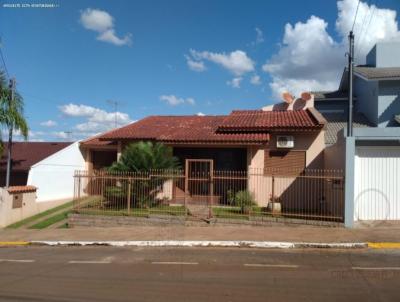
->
[347,31,354,137]
[5,78,16,188]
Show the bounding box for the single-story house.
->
[0,142,71,187]
[27,141,86,202]
[0,141,81,227]
[80,108,327,207]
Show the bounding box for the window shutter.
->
[265,150,306,174]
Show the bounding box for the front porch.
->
[172,146,248,205]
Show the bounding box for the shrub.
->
[232,190,256,213]
[104,183,163,209]
[104,186,127,201]
[227,189,235,205]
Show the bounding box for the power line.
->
[355,2,370,50]
[0,37,10,78]
[352,0,362,32]
[356,2,377,60]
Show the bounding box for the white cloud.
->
[188,49,255,76]
[196,112,205,116]
[75,121,110,133]
[227,77,242,88]
[160,95,196,106]
[40,120,57,127]
[97,29,132,46]
[59,103,132,134]
[80,8,113,32]
[336,0,400,59]
[263,15,343,98]
[250,74,261,85]
[185,55,206,72]
[10,130,47,142]
[186,98,195,105]
[80,8,132,46]
[52,131,69,139]
[59,103,130,124]
[255,27,264,45]
[60,103,99,117]
[262,0,400,99]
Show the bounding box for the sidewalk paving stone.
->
[1,224,399,244]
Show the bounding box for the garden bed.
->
[74,196,186,217]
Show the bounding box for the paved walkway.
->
[1,224,400,243]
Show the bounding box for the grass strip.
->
[29,210,71,229]
[212,207,249,220]
[6,202,73,229]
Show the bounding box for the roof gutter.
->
[354,72,400,82]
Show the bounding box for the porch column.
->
[117,141,122,161]
[85,149,93,174]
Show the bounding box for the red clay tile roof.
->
[94,116,269,145]
[7,185,37,194]
[80,131,118,148]
[82,109,324,146]
[218,109,324,132]
[0,142,72,172]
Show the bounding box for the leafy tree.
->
[109,141,181,172]
[0,71,29,186]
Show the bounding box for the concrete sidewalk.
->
[1,224,400,244]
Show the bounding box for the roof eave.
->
[354,72,400,81]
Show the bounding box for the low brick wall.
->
[69,213,342,228]
[211,217,342,227]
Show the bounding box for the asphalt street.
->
[0,246,399,301]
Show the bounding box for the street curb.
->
[0,241,30,246]
[27,240,368,249]
[368,242,400,249]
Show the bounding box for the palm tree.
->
[0,70,29,187]
[109,141,181,172]
[108,141,181,208]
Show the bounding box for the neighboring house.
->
[0,141,86,228]
[314,42,400,226]
[27,141,86,202]
[0,142,71,187]
[313,90,373,146]
[80,108,327,207]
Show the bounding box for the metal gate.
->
[184,159,213,219]
[354,147,400,221]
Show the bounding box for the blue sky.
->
[0,0,399,141]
